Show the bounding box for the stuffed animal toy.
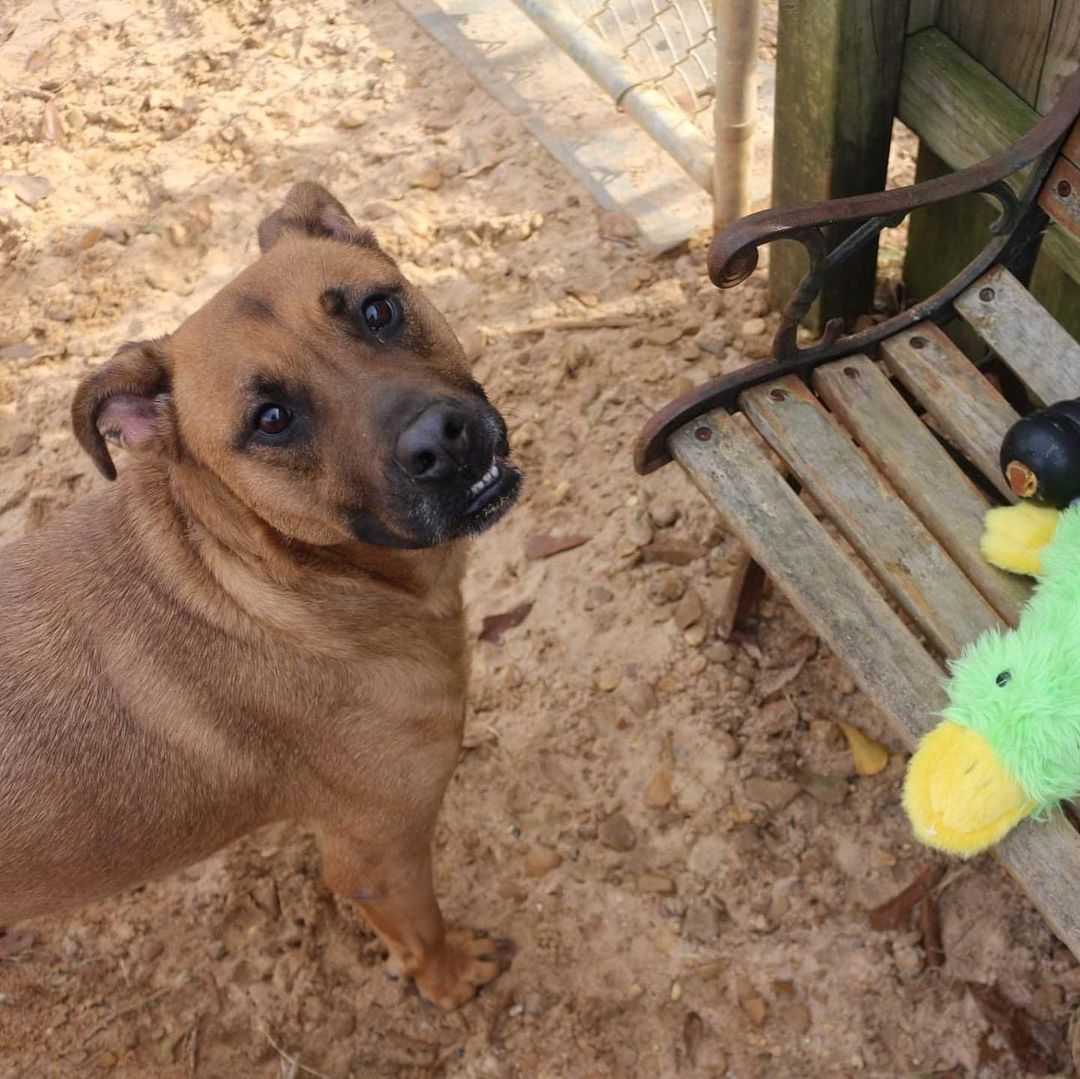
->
[904,400,1080,857]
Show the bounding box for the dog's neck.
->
[119,460,466,646]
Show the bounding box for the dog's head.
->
[72,183,521,550]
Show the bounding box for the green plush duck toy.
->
[904,401,1080,857]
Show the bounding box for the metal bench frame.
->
[635,70,1080,956]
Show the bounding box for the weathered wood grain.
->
[813,356,1030,623]
[740,377,1002,655]
[938,0,1056,106]
[1037,2,1080,115]
[899,28,1080,289]
[881,324,1020,498]
[955,265,1080,404]
[671,409,1080,960]
[670,410,948,742]
[769,0,909,327]
[907,0,940,34]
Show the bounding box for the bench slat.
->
[740,376,1002,656]
[670,409,946,741]
[813,356,1030,624]
[881,324,1019,498]
[955,265,1080,405]
[669,408,1080,963]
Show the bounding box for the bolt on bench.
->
[635,70,1080,956]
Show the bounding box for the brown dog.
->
[0,183,521,1009]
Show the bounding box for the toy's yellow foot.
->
[980,502,1060,577]
[903,721,1036,857]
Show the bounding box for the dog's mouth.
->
[465,454,516,514]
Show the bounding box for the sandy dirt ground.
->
[2,1,1080,1076]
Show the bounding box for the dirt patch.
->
[1,1,1077,1076]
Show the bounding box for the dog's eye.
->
[361,294,401,337]
[255,404,292,436]
[996,670,1012,687]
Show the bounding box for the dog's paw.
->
[413,929,511,1010]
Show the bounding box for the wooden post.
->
[769,0,910,329]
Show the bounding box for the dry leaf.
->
[644,733,675,809]
[837,721,889,776]
[38,101,64,144]
[919,895,945,968]
[524,533,589,560]
[966,981,1065,1073]
[681,1011,705,1069]
[478,601,533,644]
[639,540,703,566]
[869,864,943,931]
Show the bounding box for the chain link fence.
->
[511,0,760,224]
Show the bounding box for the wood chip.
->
[525,533,589,560]
[0,930,35,958]
[644,734,675,809]
[478,601,533,644]
[640,540,704,566]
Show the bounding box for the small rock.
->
[597,210,638,241]
[621,680,657,717]
[552,480,572,504]
[337,107,366,129]
[523,991,548,1017]
[797,770,848,806]
[511,421,541,449]
[251,878,281,919]
[0,993,15,1006]
[670,981,683,1002]
[683,624,708,647]
[0,173,52,207]
[138,938,164,963]
[683,902,723,945]
[626,509,653,549]
[687,834,727,877]
[647,571,685,605]
[95,1051,118,1070]
[740,995,768,1026]
[598,814,636,852]
[893,943,924,978]
[45,305,73,322]
[594,668,622,693]
[409,167,444,191]
[743,776,802,811]
[639,872,676,895]
[329,1010,356,1038]
[714,731,740,760]
[779,1001,811,1036]
[208,939,227,960]
[648,498,680,528]
[647,325,684,346]
[524,848,562,878]
[673,589,704,630]
[741,317,767,338]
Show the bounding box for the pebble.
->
[598,813,636,852]
[687,835,727,878]
[714,731,740,760]
[779,1001,811,1036]
[593,668,622,693]
[740,995,768,1026]
[523,991,548,1017]
[670,981,683,1002]
[208,939,227,960]
[95,1051,118,1070]
[626,509,653,549]
[647,571,685,605]
[337,107,366,129]
[511,421,541,450]
[683,624,708,648]
[743,776,802,811]
[330,1010,356,1038]
[251,877,281,919]
[0,993,14,1006]
[621,680,657,717]
[552,480,572,504]
[638,872,676,895]
[741,317,767,338]
[409,166,443,191]
[138,938,164,963]
[893,943,924,978]
[647,325,684,346]
[524,848,562,878]
[683,902,723,944]
[648,498,680,528]
[673,589,703,630]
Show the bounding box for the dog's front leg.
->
[318,829,504,1009]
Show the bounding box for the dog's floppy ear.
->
[72,339,175,481]
[257,181,382,254]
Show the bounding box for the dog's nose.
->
[395,403,472,482]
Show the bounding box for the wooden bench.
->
[635,70,1080,955]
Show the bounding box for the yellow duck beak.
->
[903,721,1037,857]
[980,502,1060,577]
